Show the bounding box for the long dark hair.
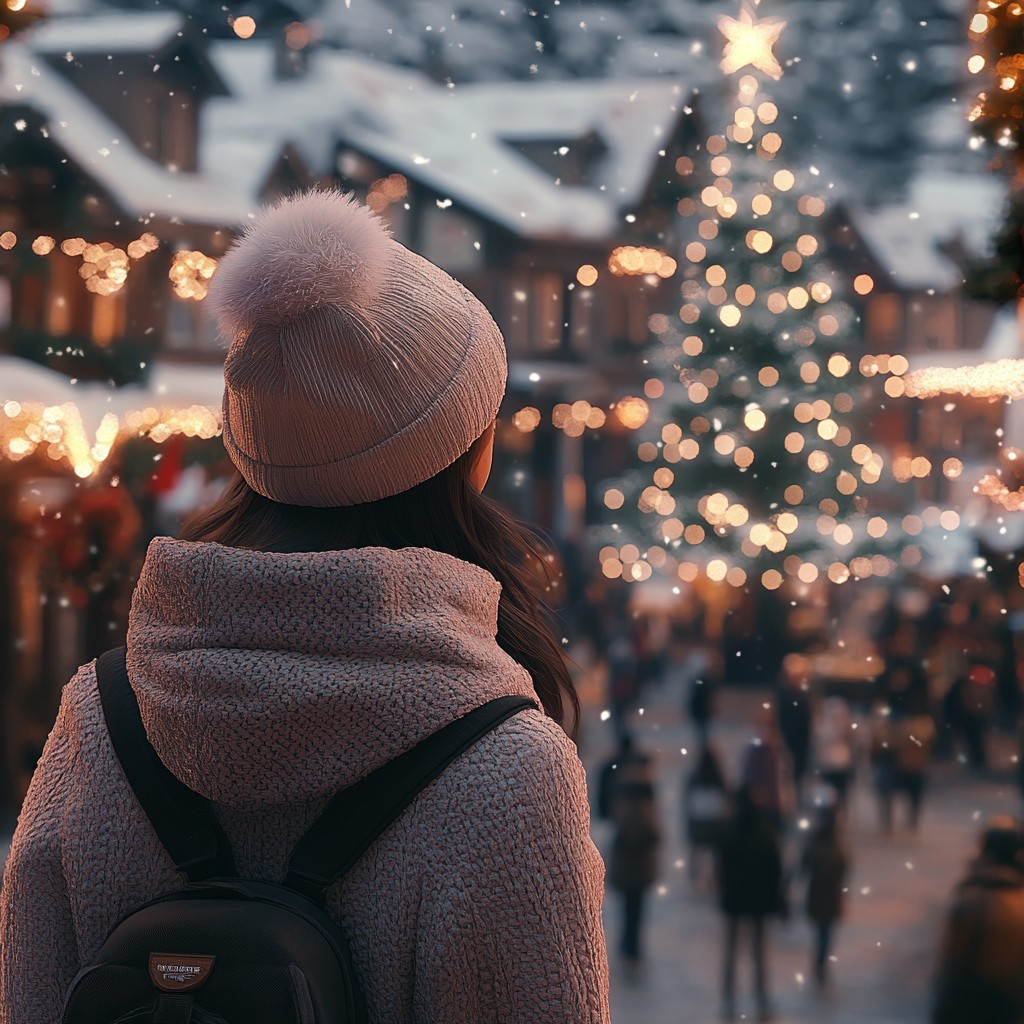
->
[179,447,579,731]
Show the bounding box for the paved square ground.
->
[582,678,1021,1024]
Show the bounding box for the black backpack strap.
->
[283,695,537,902]
[95,647,236,882]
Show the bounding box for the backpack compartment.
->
[62,885,360,1024]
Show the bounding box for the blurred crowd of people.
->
[588,571,1024,1023]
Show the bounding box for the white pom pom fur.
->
[208,190,394,339]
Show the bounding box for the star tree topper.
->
[718,4,786,81]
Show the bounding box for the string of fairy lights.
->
[513,8,1018,593]
[2,3,1023,599]
[0,230,221,478]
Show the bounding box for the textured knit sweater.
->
[0,537,610,1023]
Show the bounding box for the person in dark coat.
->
[777,653,812,803]
[933,819,1024,1024]
[689,676,716,745]
[801,807,848,986]
[609,756,661,966]
[742,705,794,832]
[717,786,785,1022]
[596,733,647,820]
[684,744,729,885]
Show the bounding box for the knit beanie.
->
[207,190,507,507]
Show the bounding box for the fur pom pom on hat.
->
[208,190,507,507]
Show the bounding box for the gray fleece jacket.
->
[0,537,610,1023]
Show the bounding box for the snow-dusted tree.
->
[602,46,907,592]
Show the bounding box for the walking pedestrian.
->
[874,696,936,833]
[801,807,848,987]
[0,191,611,1023]
[684,744,729,885]
[933,818,1024,1024]
[718,786,786,1022]
[945,661,996,769]
[689,676,716,746]
[742,705,794,832]
[813,696,856,806]
[609,754,661,970]
[778,653,812,803]
[597,733,647,820]
[608,628,639,740]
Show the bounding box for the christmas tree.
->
[599,9,910,594]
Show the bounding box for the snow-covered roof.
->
[203,42,689,240]
[0,355,223,437]
[851,173,1006,292]
[0,37,256,227]
[29,11,185,54]
[2,13,688,241]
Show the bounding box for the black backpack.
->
[62,647,536,1024]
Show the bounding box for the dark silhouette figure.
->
[689,677,716,745]
[874,686,936,834]
[933,820,1024,1024]
[607,629,639,740]
[718,786,785,1022]
[778,654,812,802]
[944,663,996,769]
[597,734,648,821]
[742,706,792,832]
[801,808,848,986]
[684,745,729,885]
[609,757,661,966]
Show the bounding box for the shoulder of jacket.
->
[424,706,586,808]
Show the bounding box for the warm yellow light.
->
[773,169,795,191]
[718,7,786,80]
[232,15,257,38]
[968,54,986,74]
[608,247,676,278]
[742,409,765,431]
[719,304,741,327]
[615,396,650,429]
[512,407,541,432]
[169,250,218,300]
[577,264,598,286]
[707,559,728,582]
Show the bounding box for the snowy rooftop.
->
[1,14,690,240]
[851,174,1006,292]
[203,42,689,240]
[29,11,185,54]
[0,28,254,226]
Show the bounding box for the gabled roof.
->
[1,13,690,240]
[28,11,185,54]
[204,42,690,240]
[0,40,254,226]
[851,173,1005,292]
